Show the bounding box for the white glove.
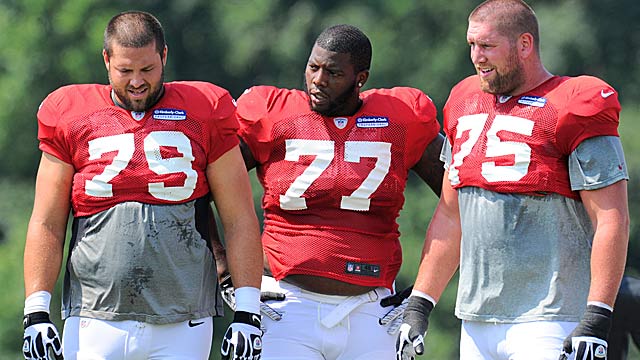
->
[23,312,63,360]
[220,274,284,321]
[379,285,413,335]
[221,311,262,360]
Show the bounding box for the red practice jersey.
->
[237,86,440,288]
[443,75,620,199]
[37,82,239,216]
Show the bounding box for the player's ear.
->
[518,32,534,59]
[357,70,369,89]
[102,49,110,70]
[161,45,168,66]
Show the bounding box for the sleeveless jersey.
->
[237,86,440,289]
[37,82,237,323]
[443,75,626,322]
[38,82,239,216]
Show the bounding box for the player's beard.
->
[480,46,525,95]
[110,69,165,112]
[305,78,358,117]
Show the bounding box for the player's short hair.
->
[469,0,540,52]
[314,24,372,73]
[103,11,165,58]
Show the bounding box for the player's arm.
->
[208,146,264,360]
[580,179,629,307]
[207,145,262,292]
[411,132,445,197]
[207,205,229,283]
[23,152,71,360]
[559,180,629,360]
[397,169,461,359]
[24,152,72,299]
[413,168,461,300]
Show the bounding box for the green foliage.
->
[0,180,34,358]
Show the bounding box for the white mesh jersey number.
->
[341,141,391,211]
[145,131,198,201]
[448,114,534,185]
[85,133,135,197]
[280,139,334,210]
[84,131,197,201]
[279,139,392,211]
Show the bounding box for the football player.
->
[22,11,263,360]
[229,24,445,359]
[396,1,629,359]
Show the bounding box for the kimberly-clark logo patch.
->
[153,108,187,120]
[517,96,547,108]
[356,116,389,128]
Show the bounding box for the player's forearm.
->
[588,222,629,307]
[23,222,65,297]
[414,207,461,302]
[224,220,263,290]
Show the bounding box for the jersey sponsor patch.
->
[356,116,389,128]
[153,108,187,120]
[345,262,380,277]
[517,96,547,108]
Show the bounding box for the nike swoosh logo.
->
[188,320,205,327]
[601,89,615,98]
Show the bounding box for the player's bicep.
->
[29,152,73,238]
[412,133,445,197]
[206,146,257,229]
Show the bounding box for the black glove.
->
[220,274,285,321]
[559,304,612,360]
[396,296,434,360]
[23,312,63,360]
[379,285,413,334]
[221,311,262,360]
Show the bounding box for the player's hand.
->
[220,274,285,321]
[23,312,63,360]
[379,285,413,334]
[396,296,434,360]
[221,311,262,360]
[558,304,612,360]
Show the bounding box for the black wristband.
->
[582,304,613,340]
[406,296,434,317]
[23,311,51,329]
[234,311,261,329]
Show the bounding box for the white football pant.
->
[62,316,213,359]
[460,319,579,359]
[260,278,395,360]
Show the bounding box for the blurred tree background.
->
[1,0,638,358]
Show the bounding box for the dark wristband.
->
[23,311,51,329]
[234,311,261,328]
